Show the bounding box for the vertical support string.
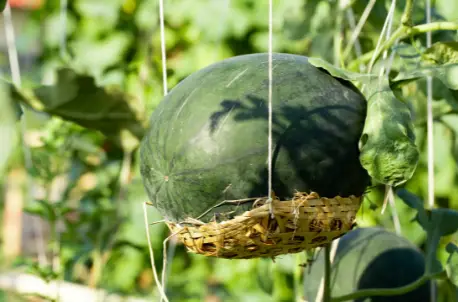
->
[142,1,170,301]
[425,2,436,302]
[59,0,68,59]
[158,0,170,296]
[267,0,274,217]
[425,0,434,210]
[3,4,21,87]
[142,203,169,302]
[3,2,50,267]
[159,0,168,96]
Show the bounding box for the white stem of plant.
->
[266,0,274,217]
[315,240,340,302]
[3,4,21,87]
[377,0,397,79]
[60,0,68,58]
[143,203,169,302]
[159,0,168,95]
[425,1,434,211]
[343,0,376,63]
[367,0,396,74]
[3,2,49,267]
[154,1,171,300]
[377,0,403,236]
[345,8,364,71]
[425,1,436,301]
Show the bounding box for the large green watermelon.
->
[304,227,431,302]
[140,53,370,223]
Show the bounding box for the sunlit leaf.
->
[308,57,376,82]
[359,78,419,186]
[308,57,419,187]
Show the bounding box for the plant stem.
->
[401,0,414,26]
[330,271,445,302]
[342,0,377,62]
[348,21,458,70]
[323,244,332,302]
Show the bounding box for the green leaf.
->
[359,78,420,186]
[446,243,458,286]
[398,189,458,237]
[8,68,145,151]
[308,58,419,186]
[308,57,376,83]
[398,189,458,273]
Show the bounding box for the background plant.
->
[0,0,457,301]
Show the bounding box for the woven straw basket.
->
[166,192,361,259]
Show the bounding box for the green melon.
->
[140,53,370,223]
[305,227,431,302]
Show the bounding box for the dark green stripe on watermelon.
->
[140,53,370,223]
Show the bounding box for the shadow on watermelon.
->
[305,227,431,302]
[140,53,370,223]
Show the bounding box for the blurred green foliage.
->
[0,0,458,301]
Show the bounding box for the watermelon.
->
[304,227,431,302]
[140,53,370,223]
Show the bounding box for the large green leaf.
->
[308,57,376,82]
[309,57,419,186]
[8,68,145,151]
[358,78,420,187]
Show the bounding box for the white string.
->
[426,1,434,211]
[159,0,168,95]
[367,0,396,74]
[2,2,50,267]
[376,0,403,236]
[266,0,274,217]
[59,0,68,59]
[3,4,21,87]
[377,0,397,79]
[146,1,170,300]
[345,8,364,72]
[142,203,169,302]
[425,2,436,301]
[343,0,376,64]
